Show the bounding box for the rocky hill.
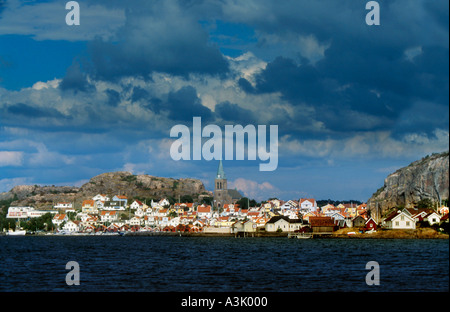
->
[0,171,210,209]
[368,151,449,217]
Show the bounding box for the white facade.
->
[425,212,441,225]
[384,211,416,229]
[299,199,317,212]
[93,194,109,201]
[130,200,144,210]
[7,206,54,219]
[62,221,79,232]
[100,211,118,223]
[54,202,73,210]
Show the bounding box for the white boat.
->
[7,229,26,236]
[288,232,312,239]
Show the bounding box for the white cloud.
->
[32,79,61,90]
[229,177,277,200]
[0,151,24,166]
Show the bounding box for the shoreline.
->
[2,228,448,239]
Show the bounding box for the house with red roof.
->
[383,210,416,229]
[197,204,212,219]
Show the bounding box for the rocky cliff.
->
[368,151,449,217]
[0,171,210,209]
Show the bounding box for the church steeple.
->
[216,160,226,179]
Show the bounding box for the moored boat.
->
[7,229,26,236]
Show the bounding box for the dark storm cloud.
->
[6,103,67,119]
[87,2,229,82]
[131,86,149,102]
[215,101,256,125]
[60,62,95,93]
[228,0,448,137]
[165,86,213,122]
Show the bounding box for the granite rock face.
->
[368,151,449,216]
[0,171,210,209]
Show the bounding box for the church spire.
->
[216,160,226,179]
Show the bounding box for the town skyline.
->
[0,0,448,203]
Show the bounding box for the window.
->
[406,221,410,226]
[401,216,404,221]
[395,221,399,226]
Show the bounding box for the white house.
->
[113,195,128,206]
[197,205,212,219]
[168,217,181,227]
[299,198,318,212]
[265,216,303,232]
[383,211,416,229]
[425,212,441,225]
[152,198,170,208]
[82,200,97,214]
[92,194,109,202]
[53,202,73,211]
[103,200,126,211]
[100,211,119,223]
[135,207,145,218]
[129,216,142,226]
[130,200,144,210]
[94,200,105,210]
[283,209,299,220]
[62,221,80,232]
[52,214,68,227]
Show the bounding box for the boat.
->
[288,232,312,239]
[7,229,26,236]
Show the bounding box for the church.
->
[213,160,243,209]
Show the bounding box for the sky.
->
[0,0,448,202]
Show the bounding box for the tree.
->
[200,196,213,206]
[236,197,258,210]
[180,195,194,203]
[417,198,434,209]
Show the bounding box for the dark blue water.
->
[0,236,448,292]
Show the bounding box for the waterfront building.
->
[52,214,68,227]
[383,210,416,230]
[265,216,303,232]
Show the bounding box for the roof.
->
[384,210,415,222]
[383,211,400,222]
[82,200,94,206]
[266,216,302,224]
[300,198,316,205]
[100,211,117,216]
[309,217,335,227]
[53,214,67,220]
[198,205,212,213]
